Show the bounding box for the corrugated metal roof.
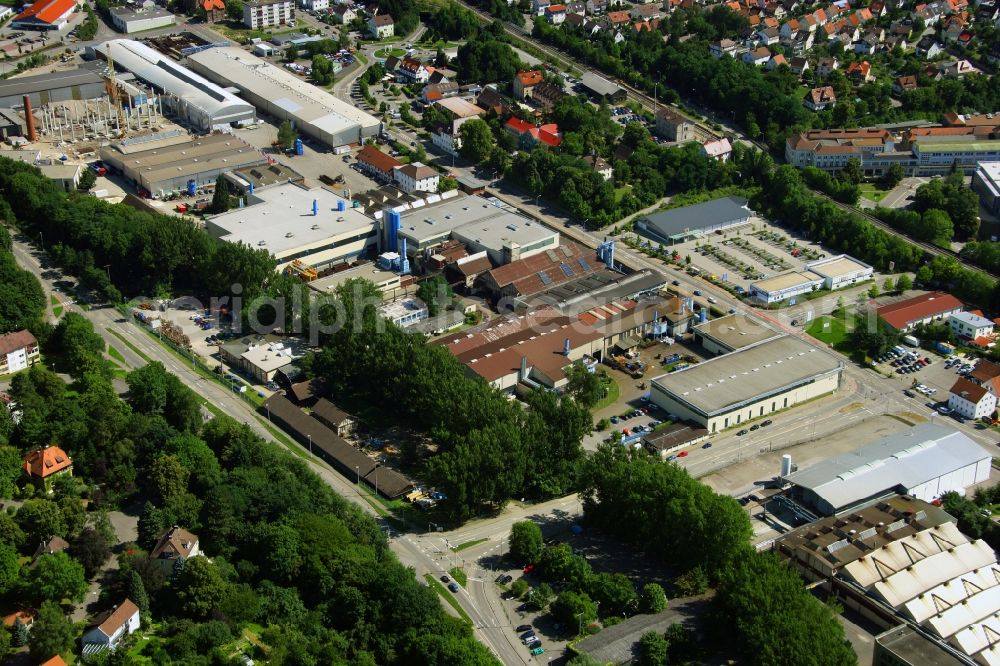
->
[783,424,991,511]
[92,40,254,123]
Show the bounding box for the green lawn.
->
[108,345,127,365]
[859,183,890,203]
[450,567,467,586]
[424,574,472,623]
[614,185,632,204]
[807,316,849,347]
[593,375,621,411]
[374,47,407,58]
[452,537,488,552]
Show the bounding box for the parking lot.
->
[657,218,838,295]
[872,346,989,420]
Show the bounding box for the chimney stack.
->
[22,95,36,142]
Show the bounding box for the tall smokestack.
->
[22,95,36,142]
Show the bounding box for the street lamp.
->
[307,434,312,455]
[355,465,360,487]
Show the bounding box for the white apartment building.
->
[243,0,293,29]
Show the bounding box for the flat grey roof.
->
[640,196,751,240]
[783,424,991,512]
[806,254,872,279]
[651,335,843,416]
[398,194,551,248]
[109,5,174,20]
[580,71,622,97]
[875,626,967,666]
[693,313,781,351]
[308,264,399,294]
[752,271,822,294]
[207,182,375,256]
[0,68,104,97]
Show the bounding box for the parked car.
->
[737,429,749,436]
[761,419,772,427]
[440,575,449,583]
[448,582,459,593]
[750,424,760,431]
[516,624,532,632]
[702,442,712,449]
[523,563,535,573]
[531,647,545,655]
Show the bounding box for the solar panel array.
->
[578,257,591,272]
[538,270,552,285]
[559,263,574,278]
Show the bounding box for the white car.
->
[707,296,718,304]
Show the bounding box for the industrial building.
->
[109,2,176,32]
[691,313,782,355]
[634,196,752,244]
[185,47,381,148]
[219,334,307,383]
[0,67,107,108]
[436,309,604,391]
[777,494,1000,666]
[579,72,626,101]
[307,263,409,302]
[393,194,560,265]
[807,254,874,289]
[11,0,75,30]
[378,297,428,328]
[649,335,843,433]
[782,424,992,516]
[481,242,604,303]
[92,40,256,131]
[100,132,266,198]
[973,161,1000,214]
[205,182,377,272]
[749,271,823,305]
[877,291,964,332]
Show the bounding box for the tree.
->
[52,312,104,376]
[589,572,637,616]
[882,277,894,293]
[551,590,598,632]
[210,174,230,214]
[674,566,708,597]
[868,283,880,299]
[565,363,602,409]
[510,578,529,599]
[312,54,335,86]
[639,582,667,614]
[638,630,668,666]
[225,0,243,20]
[127,569,150,614]
[16,499,67,546]
[0,542,20,595]
[0,446,21,498]
[76,168,96,192]
[70,527,112,578]
[880,162,904,189]
[28,552,87,604]
[174,556,232,619]
[277,120,297,150]
[458,119,495,164]
[415,276,453,317]
[12,616,28,646]
[896,273,912,292]
[149,454,189,505]
[840,157,863,185]
[509,521,543,564]
[28,600,75,661]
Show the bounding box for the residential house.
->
[39,657,66,666]
[367,13,394,39]
[356,145,401,182]
[300,0,327,9]
[701,138,732,161]
[505,117,562,148]
[311,398,356,437]
[201,0,225,22]
[940,59,975,78]
[605,9,631,26]
[545,3,567,23]
[743,46,771,65]
[394,162,439,193]
[81,600,141,654]
[853,33,880,55]
[330,4,356,23]
[957,30,974,49]
[533,0,550,15]
[845,60,873,82]
[883,34,908,50]
[632,19,661,34]
[710,38,738,57]
[804,85,837,111]
[566,1,585,14]
[789,56,809,75]
[396,57,431,84]
[816,56,839,77]
[22,445,72,493]
[586,0,608,13]
[531,80,568,110]
[150,526,200,572]
[421,81,460,104]
[33,536,70,559]
[4,610,34,634]
[877,291,964,332]
[758,26,780,45]
[430,97,486,155]
[893,75,918,95]
[780,17,800,38]
[513,70,544,99]
[477,86,515,117]
[564,11,586,28]
[977,0,999,21]
[950,311,995,341]
[785,31,814,55]
[969,360,1000,391]
[915,35,944,58]
[942,13,968,42]
[581,155,613,180]
[243,0,293,29]
[0,329,38,375]
[631,2,662,19]
[948,377,998,420]
[655,107,696,142]
[765,53,787,70]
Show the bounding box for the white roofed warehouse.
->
[649,335,844,433]
[185,47,381,149]
[91,40,256,131]
[782,423,992,516]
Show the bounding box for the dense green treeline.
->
[0,311,496,664]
